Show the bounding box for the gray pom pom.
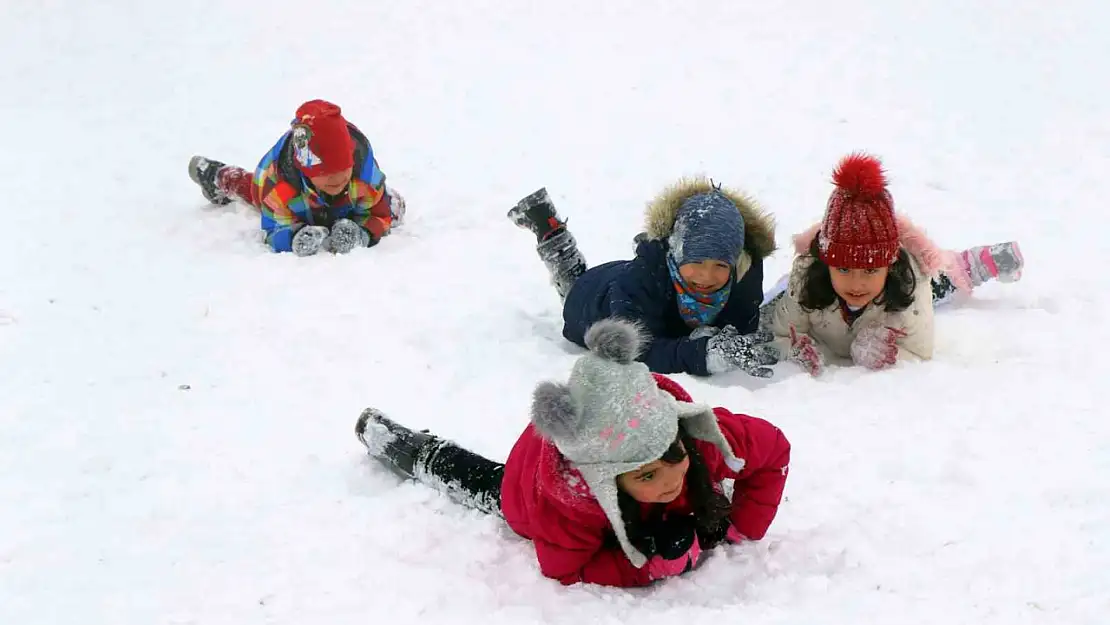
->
[583,318,645,364]
[530,381,579,442]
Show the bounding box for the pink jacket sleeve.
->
[711,408,791,540]
[533,536,653,587]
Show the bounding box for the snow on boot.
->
[508,187,568,243]
[188,156,232,205]
[355,408,436,480]
[960,242,1024,286]
[538,228,588,299]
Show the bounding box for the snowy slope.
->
[2,0,1108,623]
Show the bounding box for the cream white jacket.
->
[768,214,971,365]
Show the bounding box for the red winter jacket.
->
[499,374,791,587]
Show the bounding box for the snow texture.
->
[2,1,1108,624]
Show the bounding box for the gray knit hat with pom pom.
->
[530,318,744,568]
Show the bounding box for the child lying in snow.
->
[508,180,780,379]
[187,99,406,256]
[765,153,1024,374]
[355,318,791,588]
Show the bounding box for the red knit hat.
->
[289,99,355,177]
[818,153,900,269]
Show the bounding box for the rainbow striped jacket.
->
[253,124,392,252]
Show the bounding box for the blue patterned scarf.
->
[666,254,733,328]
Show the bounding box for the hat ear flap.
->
[675,402,746,472]
[530,381,580,442]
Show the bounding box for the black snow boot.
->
[355,408,436,480]
[188,155,232,205]
[508,187,568,243]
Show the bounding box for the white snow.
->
[2,1,1108,623]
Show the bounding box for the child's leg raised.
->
[508,188,588,301]
[356,409,504,516]
[931,241,1024,307]
[958,242,1024,287]
[188,156,260,208]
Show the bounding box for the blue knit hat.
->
[667,191,746,266]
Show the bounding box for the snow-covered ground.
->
[3,1,1108,623]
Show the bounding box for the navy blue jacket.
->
[562,239,765,376]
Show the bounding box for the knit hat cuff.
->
[819,240,900,269]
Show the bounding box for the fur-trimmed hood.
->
[641,178,777,280]
[791,213,972,293]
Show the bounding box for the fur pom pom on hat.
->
[530,317,744,568]
[818,153,900,269]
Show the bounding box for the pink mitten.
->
[850,323,908,370]
[646,536,702,580]
[789,326,825,376]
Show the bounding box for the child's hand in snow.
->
[789,326,824,376]
[850,323,908,370]
[292,225,330,257]
[325,218,370,254]
[632,514,703,580]
[706,326,779,378]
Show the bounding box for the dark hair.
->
[616,424,732,550]
[797,236,917,313]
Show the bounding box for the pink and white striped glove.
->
[850,323,908,370]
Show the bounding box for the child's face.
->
[310,167,354,196]
[678,260,732,294]
[828,265,890,308]
[617,449,691,504]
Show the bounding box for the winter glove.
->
[850,323,908,370]
[788,325,825,376]
[631,514,703,580]
[695,520,748,549]
[325,218,371,254]
[705,325,778,378]
[291,225,330,257]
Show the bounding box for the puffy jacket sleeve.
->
[768,256,834,362]
[250,133,306,253]
[348,157,393,241]
[532,533,653,588]
[258,180,303,253]
[606,256,713,377]
[710,408,791,540]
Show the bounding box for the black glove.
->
[705,326,779,377]
[693,519,732,550]
[630,514,699,561]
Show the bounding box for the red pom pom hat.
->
[818,153,900,269]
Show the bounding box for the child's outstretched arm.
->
[531,528,654,587]
[258,183,305,253]
[347,157,393,244]
[606,270,717,376]
[851,275,935,368]
[768,277,833,375]
[710,409,791,540]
